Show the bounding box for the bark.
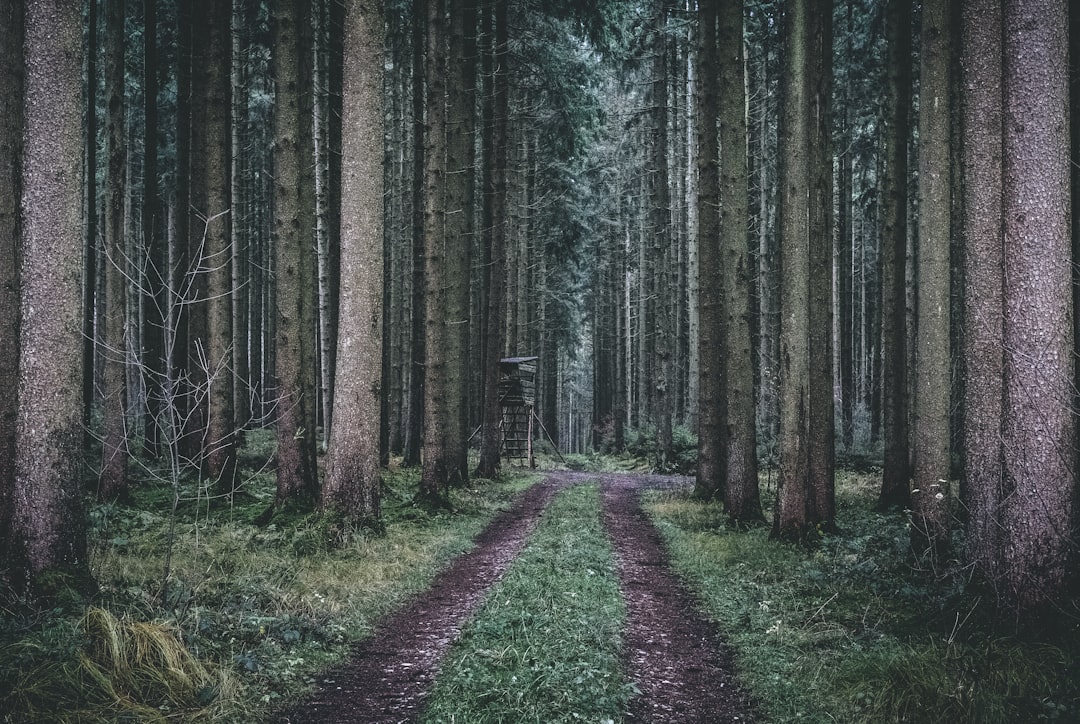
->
[878,0,913,510]
[959,0,1003,591]
[322,0,385,527]
[718,0,763,524]
[911,0,952,555]
[999,0,1074,614]
[476,0,510,479]
[0,0,23,567]
[272,0,319,507]
[652,0,674,468]
[83,0,99,438]
[100,0,129,501]
[693,0,724,500]
[16,0,90,586]
[143,0,165,454]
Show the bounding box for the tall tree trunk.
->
[16,0,90,589]
[403,0,426,467]
[0,0,23,569]
[959,0,1003,593]
[100,0,129,501]
[693,0,724,500]
[272,0,319,508]
[83,0,99,440]
[773,0,833,541]
[878,0,913,510]
[143,0,165,455]
[322,0,385,527]
[999,0,1074,614]
[911,0,952,555]
[476,0,510,479]
[718,0,763,524]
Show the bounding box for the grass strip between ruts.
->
[422,482,633,724]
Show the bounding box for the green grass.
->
[1,432,538,723]
[643,470,1080,723]
[422,482,632,723]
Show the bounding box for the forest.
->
[2,0,1079,721]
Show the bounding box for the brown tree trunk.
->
[911,0,952,555]
[718,0,763,524]
[16,0,90,588]
[272,0,319,508]
[322,0,385,527]
[100,0,129,501]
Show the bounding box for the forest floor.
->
[278,470,756,723]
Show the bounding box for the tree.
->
[877,0,912,510]
[476,0,511,479]
[959,0,1003,595]
[0,0,23,570]
[321,0,385,527]
[772,0,834,541]
[271,0,319,508]
[190,0,237,492]
[420,0,470,500]
[14,0,90,589]
[100,0,130,501]
[718,0,763,524]
[910,0,951,555]
[997,0,1074,614]
[693,0,724,501]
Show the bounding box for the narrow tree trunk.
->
[403,0,426,467]
[910,0,952,555]
[0,0,23,567]
[100,0,129,501]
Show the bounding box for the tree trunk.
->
[0,0,23,569]
[959,0,1003,593]
[910,0,952,555]
[100,0,129,501]
[322,0,385,527]
[693,0,724,500]
[476,0,510,479]
[878,0,913,510]
[143,0,165,455]
[272,0,319,508]
[999,0,1074,614]
[718,0,763,524]
[15,0,90,589]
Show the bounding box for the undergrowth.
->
[643,470,1080,723]
[0,430,537,723]
[422,482,632,723]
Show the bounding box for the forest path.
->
[279,470,755,723]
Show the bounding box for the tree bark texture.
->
[322,0,385,526]
[694,0,724,501]
[999,0,1074,614]
[15,0,89,584]
[718,0,763,524]
[272,0,320,506]
[0,0,23,568]
[911,0,952,555]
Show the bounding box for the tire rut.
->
[278,475,570,723]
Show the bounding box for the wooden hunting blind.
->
[498,356,537,465]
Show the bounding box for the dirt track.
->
[279,470,756,723]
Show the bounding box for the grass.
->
[422,482,633,723]
[0,431,538,722]
[643,470,1080,723]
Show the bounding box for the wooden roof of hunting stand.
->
[498,356,537,407]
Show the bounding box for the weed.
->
[423,483,633,723]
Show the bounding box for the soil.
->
[278,470,757,723]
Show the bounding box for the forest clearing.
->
[3,0,1080,720]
